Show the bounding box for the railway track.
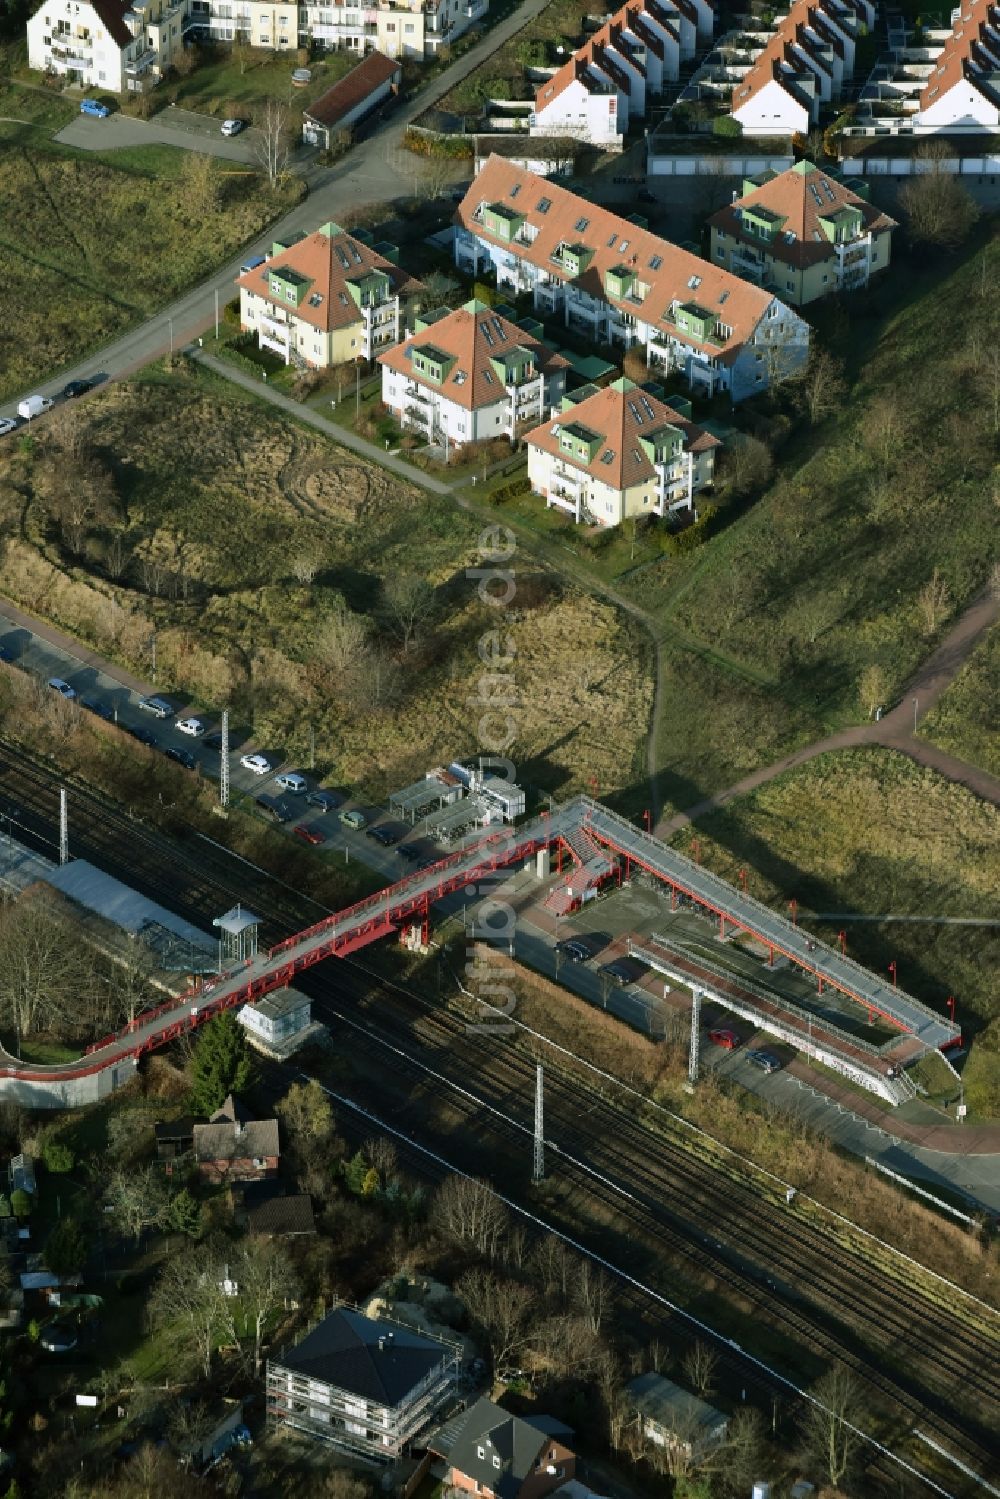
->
[2,745,998,1495]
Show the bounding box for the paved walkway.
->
[194,350,454,494]
[655,586,1000,838]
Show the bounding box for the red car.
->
[709,1028,741,1050]
[293,824,325,846]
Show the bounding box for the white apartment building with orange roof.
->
[729,0,874,135]
[379,300,569,449]
[915,0,1000,129]
[526,377,721,527]
[454,157,810,402]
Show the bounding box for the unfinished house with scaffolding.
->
[266,1303,461,1460]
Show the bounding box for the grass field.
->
[0,361,652,800]
[602,229,1000,817]
[430,0,595,114]
[920,621,1000,779]
[0,85,303,401]
[678,747,1000,1114]
[164,47,355,119]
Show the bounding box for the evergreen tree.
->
[166,1188,203,1239]
[189,1012,253,1116]
[42,1217,90,1278]
[343,1149,368,1195]
[9,1190,30,1220]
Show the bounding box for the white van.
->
[138,695,173,719]
[17,395,54,421]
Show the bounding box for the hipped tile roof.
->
[709,160,897,268]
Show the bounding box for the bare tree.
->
[289,545,324,585]
[899,145,980,250]
[916,566,951,636]
[797,347,847,425]
[720,434,773,500]
[799,1364,865,1490]
[105,1164,169,1243]
[529,1232,573,1301]
[180,151,219,219]
[380,571,436,651]
[363,1135,400,1191]
[533,1313,603,1381]
[862,393,903,473]
[681,1338,719,1399]
[0,894,86,1037]
[434,1175,508,1259]
[858,663,889,719]
[276,1078,343,1197]
[149,1244,228,1380]
[255,100,291,190]
[316,605,370,679]
[572,1257,611,1334]
[457,1268,536,1376]
[227,1238,297,1376]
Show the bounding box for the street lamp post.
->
[912,696,918,734]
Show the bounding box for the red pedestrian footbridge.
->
[0,797,960,1104]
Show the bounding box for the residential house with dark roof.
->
[28,0,189,92]
[709,161,897,304]
[628,1372,729,1460]
[434,1397,576,1499]
[266,1304,460,1459]
[232,1180,317,1238]
[237,221,424,369]
[379,299,569,450]
[526,376,720,527]
[192,1095,280,1185]
[302,51,402,148]
[455,157,810,401]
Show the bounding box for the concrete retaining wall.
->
[0,1054,138,1109]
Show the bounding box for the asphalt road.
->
[0,0,554,421]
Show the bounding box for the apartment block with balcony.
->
[379,299,569,450]
[290,0,485,58]
[526,377,720,528]
[454,156,810,402]
[266,1304,461,1459]
[237,220,424,369]
[709,160,897,305]
[28,0,190,92]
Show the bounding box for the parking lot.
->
[54,106,260,162]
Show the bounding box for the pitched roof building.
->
[436,1397,576,1499]
[526,377,720,526]
[709,160,897,303]
[915,0,1000,128]
[729,0,875,135]
[193,1096,280,1183]
[628,1372,729,1457]
[379,299,569,449]
[302,51,402,148]
[237,221,424,368]
[27,0,190,93]
[454,156,810,401]
[267,1305,460,1459]
[530,0,712,146]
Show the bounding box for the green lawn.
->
[165,48,356,120]
[612,229,1000,816]
[920,622,1000,779]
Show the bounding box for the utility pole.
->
[215,288,220,340]
[532,1063,545,1184]
[688,986,701,1085]
[59,787,69,866]
[309,723,315,771]
[150,631,157,685]
[220,709,230,809]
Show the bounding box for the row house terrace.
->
[237,221,424,369]
[853,0,1000,134]
[729,0,875,135]
[530,0,712,146]
[379,299,568,449]
[454,156,810,401]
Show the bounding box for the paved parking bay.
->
[55,107,259,162]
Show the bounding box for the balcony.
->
[126,47,158,74]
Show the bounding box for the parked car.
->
[240,253,266,275]
[127,726,156,747]
[293,824,325,845]
[745,1048,781,1073]
[138,695,173,719]
[396,843,421,863]
[80,695,113,720]
[175,716,206,737]
[220,118,244,136]
[203,731,224,752]
[79,98,110,117]
[61,378,93,399]
[555,938,592,963]
[339,808,366,831]
[367,824,400,846]
[709,1028,742,1051]
[256,796,291,823]
[0,417,19,437]
[166,747,197,770]
[47,677,76,699]
[241,753,272,776]
[17,395,54,421]
[275,772,307,794]
[306,789,341,812]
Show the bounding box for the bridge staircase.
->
[544,822,617,916]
